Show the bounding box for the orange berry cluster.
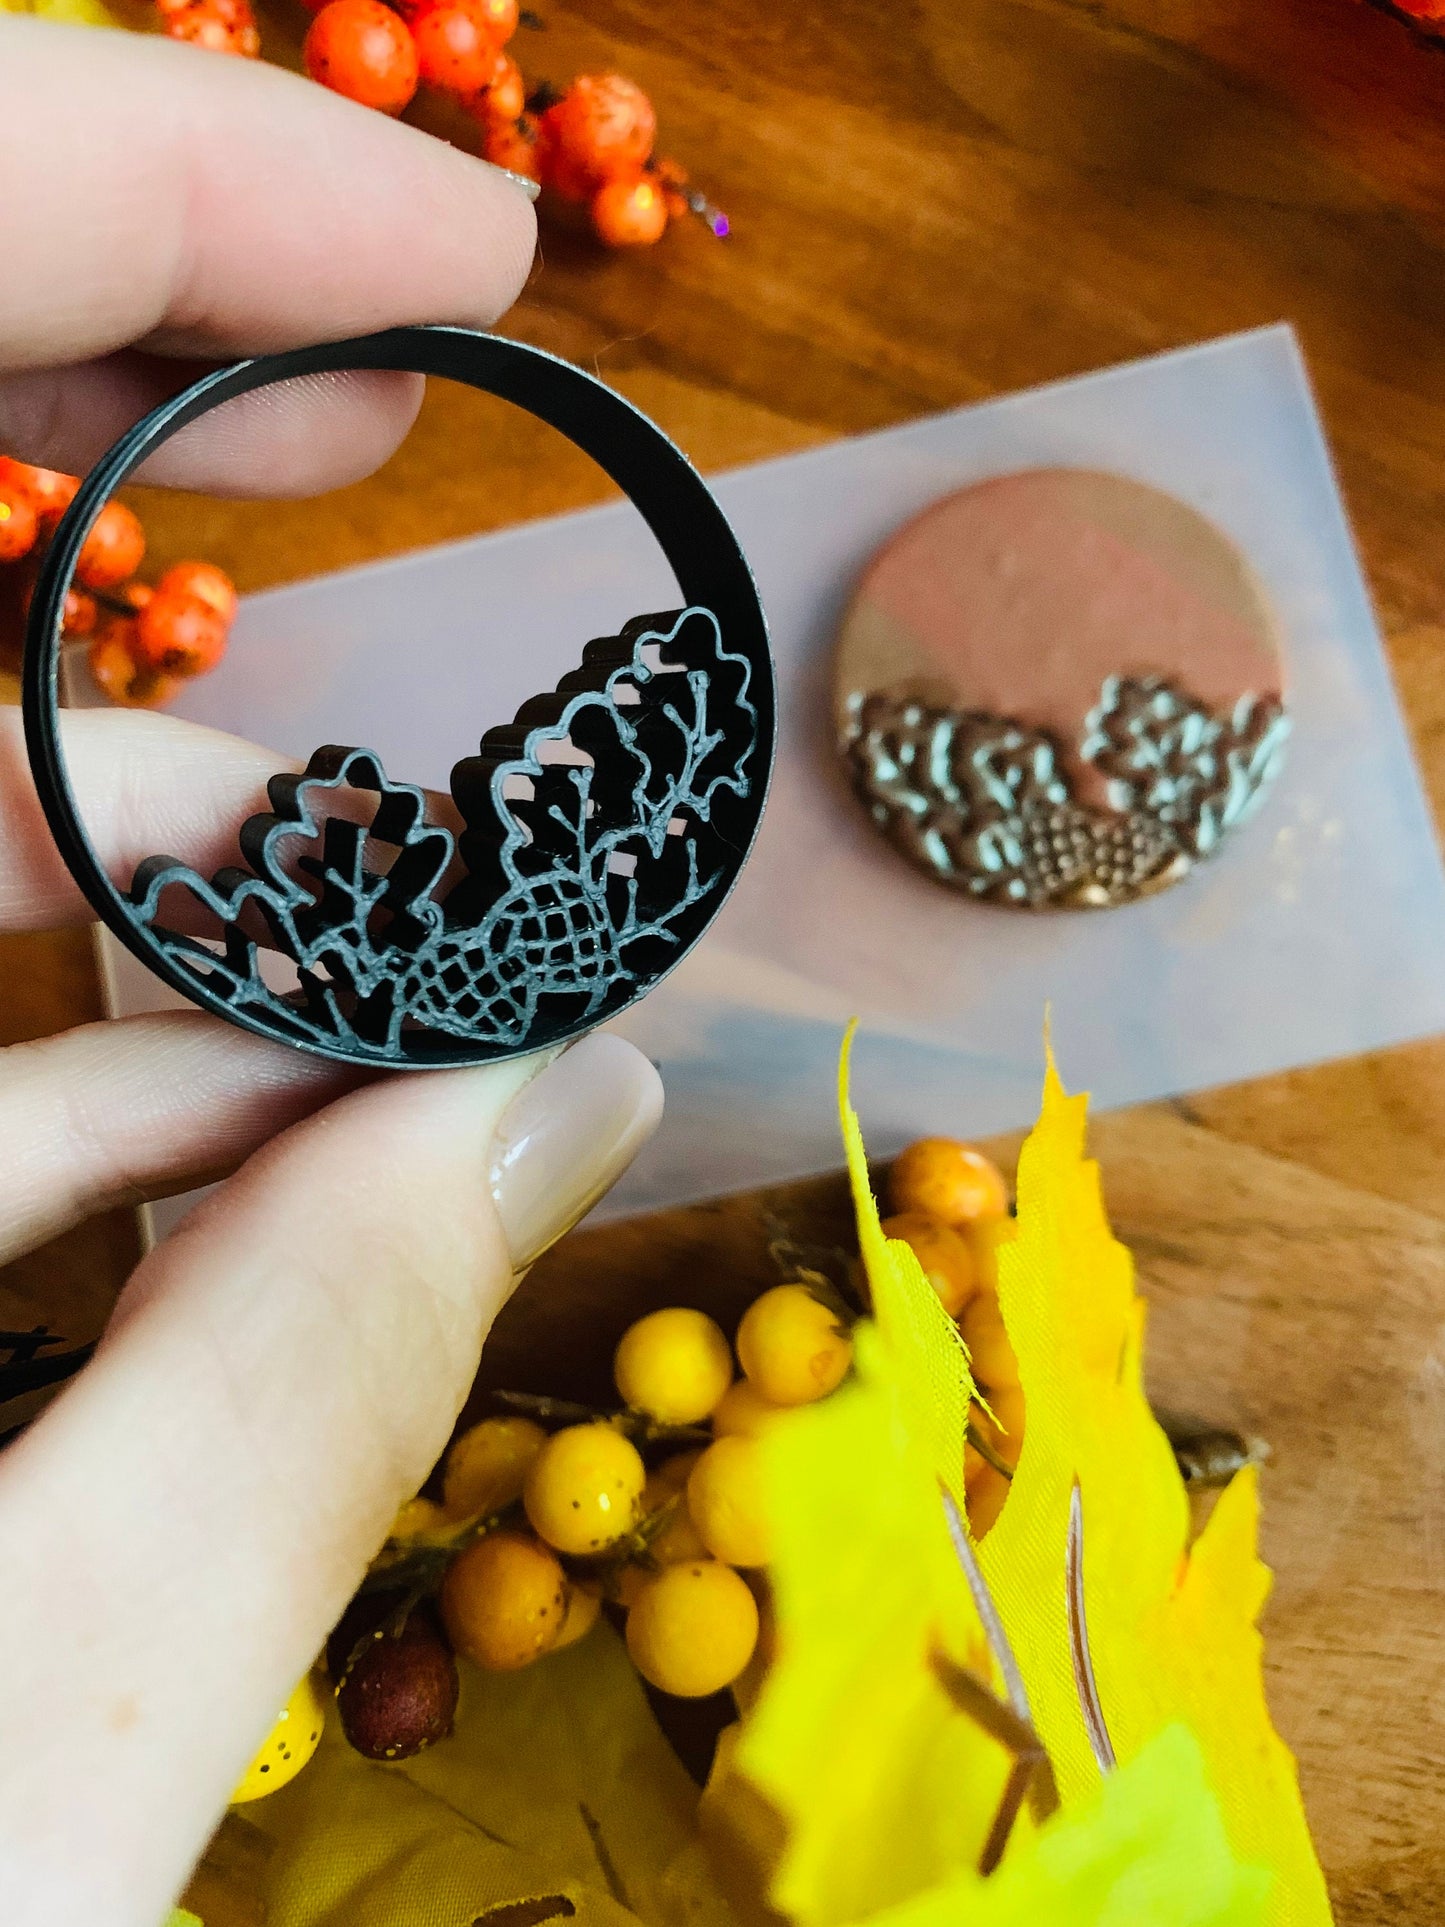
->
[156,0,260,58]
[149,0,720,249]
[1386,1,1445,27]
[0,458,237,710]
[881,1136,1019,1534]
[522,75,718,248]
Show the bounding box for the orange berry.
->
[878,1211,978,1317]
[164,0,261,54]
[87,627,181,710]
[410,0,498,96]
[889,1138,1010,1228]
[304,0,419,113]
[534,115,599,202]
[154,560,238,625]
[473,0,517,41]
[0,459,78,519]
[544,74,656,184]
[480,112,539,179]
[440,1530,568,1670]
[471,50,525,124]
[75,502,145,592]
[652,154,691,221]
[590,173,668,248]
[958,1290,1020,1391]
[134,588,229,678]
[0,486,38,564]
[62,589,97,637]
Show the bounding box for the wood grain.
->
[5,0,1445,1914]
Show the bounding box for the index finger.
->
[0,17,538,371]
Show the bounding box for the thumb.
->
[0,1032,661,1927]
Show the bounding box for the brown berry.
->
[334,1608,459,1761]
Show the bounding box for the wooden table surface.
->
[6,0,1445,1917]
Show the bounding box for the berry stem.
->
[490,1387,713,1446]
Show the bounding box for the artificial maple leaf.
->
[733,1352,1016,1927]
[862,1723,1268,1927]
[732,1349,1273,1927]
[732,1031,1275,1927]
[836,1027,975,1507]
[976,1055,1332,1926]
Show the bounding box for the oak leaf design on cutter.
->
[127,606,759,1062]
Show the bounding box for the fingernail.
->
[489,1033,663,1268]
[486,162,542,202]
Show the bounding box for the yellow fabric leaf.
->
[733,1032,1285,1927]
[736,1359,1013,1927]
[862,1725,1268,1927]
[978,1054,1332,1926]
[0,0,128,23]
[837,1022,974,1503]
[246,1625,734,1927]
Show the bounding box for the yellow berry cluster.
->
[289,1133,1012,1784]
[382,1285,852,1712]
[880,1137,1017,1532]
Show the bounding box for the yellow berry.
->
[441,1530,569,1671]
[889,1138,1009,1227]
[230,1674,327,1804]
[389,1496,451,1543]
[552,1581,603,1651]
[959,1291,1020,1390]
[736,1285,851,1407]
[648,1493,710,1566]
[626,1561,760,1697]
[711,1378,788,1439]
[879,1211,978,1317]
[442,1416,547,1520]
[614,1307,735,1425]
[643,1450,703,1505]
[966,1382,1025,1540]
[614,1561,652,1610]
[686,1436,772,1568]
[973,1382,1026,1469]
[523,1422,646,1555]
[964,1454,1010,1538]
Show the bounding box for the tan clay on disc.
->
[835,469,1289,909]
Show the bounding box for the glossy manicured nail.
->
[487,163,542,201]
[489,1033,663,1268]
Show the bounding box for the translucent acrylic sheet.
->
[106,325,1445,1227]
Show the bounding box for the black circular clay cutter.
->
[23,326,774,1068]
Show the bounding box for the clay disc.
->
[834,468,1288,908]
